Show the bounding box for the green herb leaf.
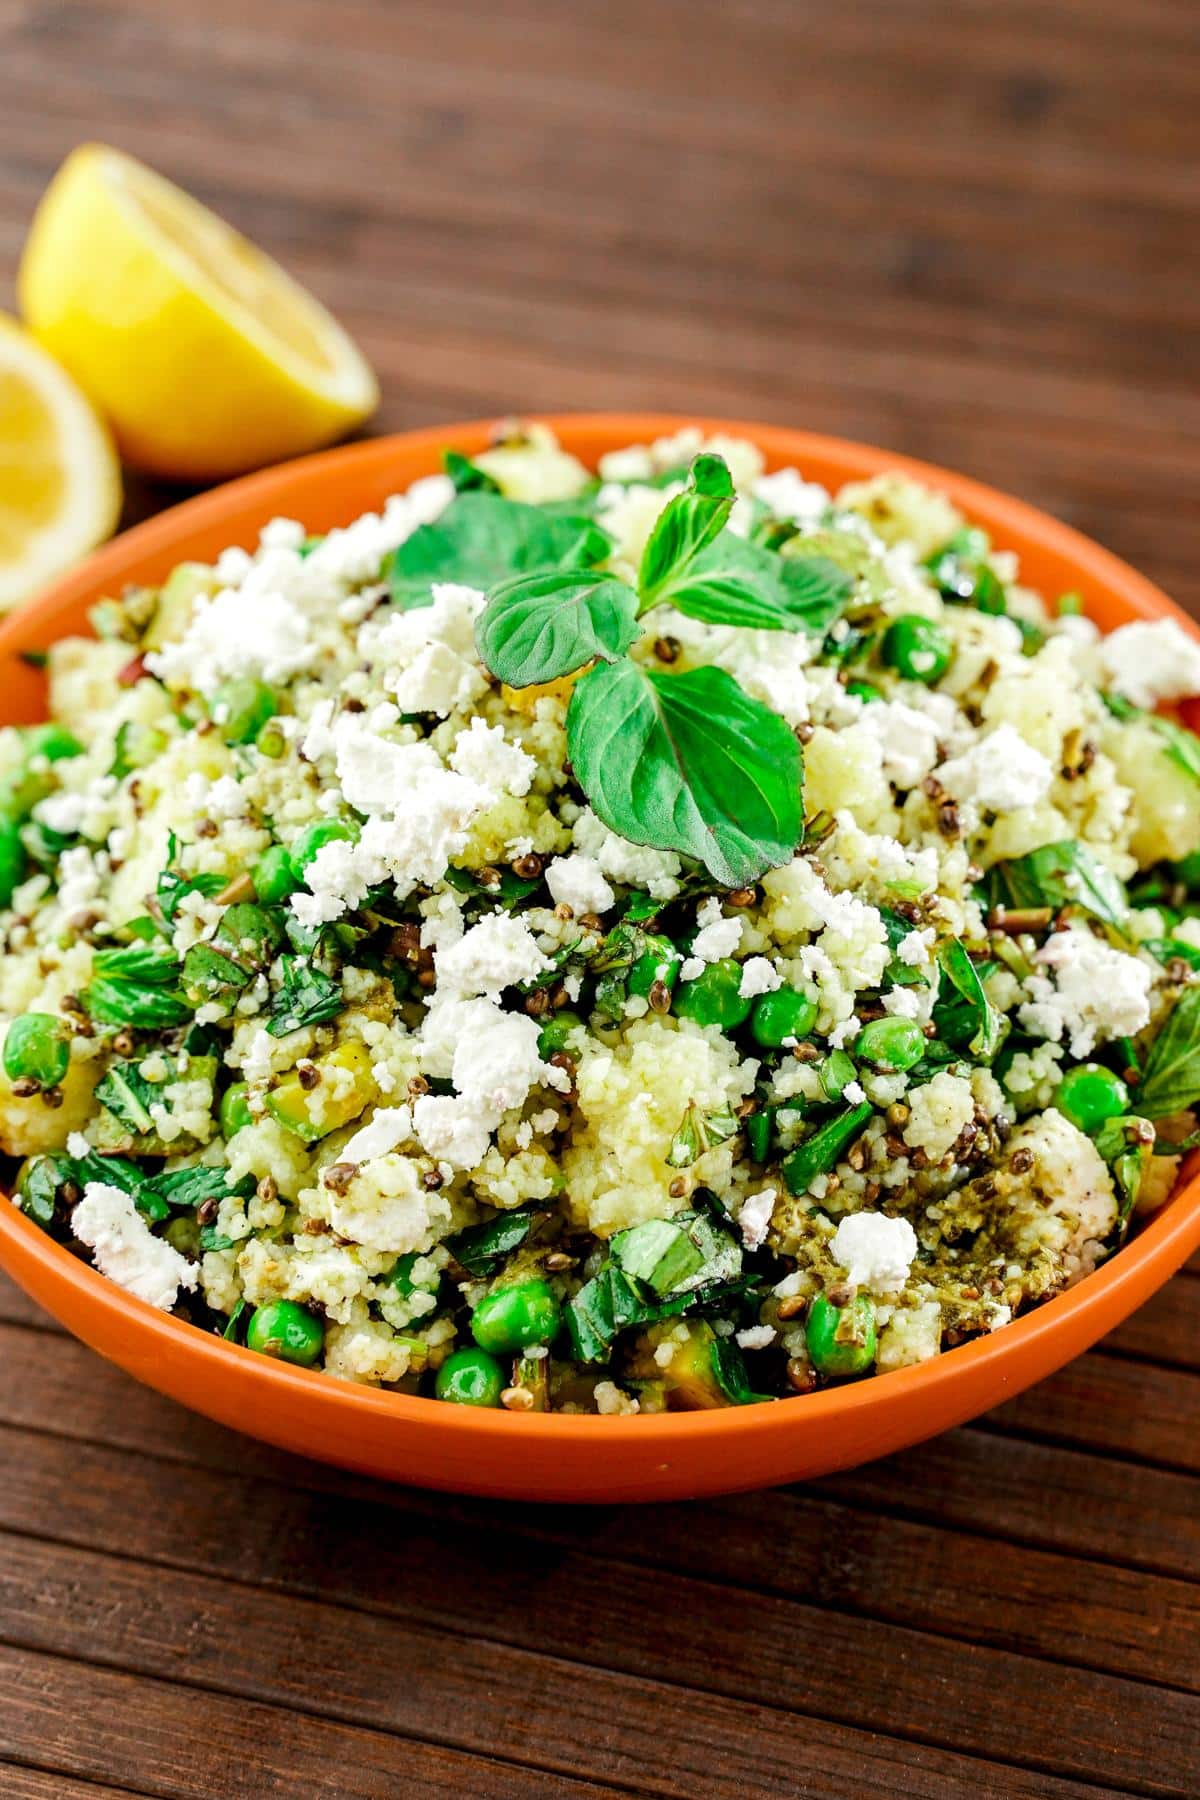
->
[182,944,252,1009]
[612,1208,742,1297]
[935,939,1001,1059]
[782,1102,873,1196]
[81,976,191,1031]
[475,567,640,688]
[1137,986,1200,1118]
[1092,1115,1155,1221]
[267,956,344,1037]
[1103,693,1200,783]
[446,1205,543,1276]
[143,1165,245,1211]
[637,454,735,606]
[94,1062,160,1135]
[666,1101,740,1168]
[649,532,853,635]
[1143,939,1200,971]
[986,841,1127,929]
[93,943,182,985]
[222,1297,249,1342]
[157,834,226,923]
[388,493,610,609]
[443,449,501,495]
[709,1334,774,1405]
[16,1155,67,1225]
[566,1261,650,1363]
[567,661,803,888]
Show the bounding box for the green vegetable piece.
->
[435,1347,505,1406]
[536,1010,583,1058]
[1137,986,1200,1118]
[246,1300,325,1367]
[567,660,804,890]
[986,841,1127,929]
[252,843,299,904]
[3,1012,69,1088]
[212,676,278,745]
[845,679,882,703]
[745,1108,773,1163]
[627,934,682,999]
[265,1040,373,1142]
[219,1082,252,1138]
[110,719,168,780]
[255,719,287,758]
[22,722,84,764]
[216,901,285,971]
[806,1290,878,1377]
[817,1049,858,1101]
[1055,1063,1130,1135]
[15,1155,66,1226]
[267,955,343,1037]
[475,566,641,688]
[783,1102,873,1196]
[750,985,817,1048]
[855,1016,925,1074]
[470,1279,562,1355]
[94,1061,159,1134]
[0,817,27,906]
[389,492,610,609]
[673,959,754,1030]
[447,1206,541,1277]
[881,614,952,683]
[290,817,359,874]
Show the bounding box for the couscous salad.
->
[4,423,1200,1413]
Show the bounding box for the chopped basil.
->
[667,1101,740,1168]
[267,956,344,1036]
[94,1062,160,1135]
[446,1205,543,1276]
[222,1297,250,1342]
[1092,1115,1154,1221]
[985,841,1127,929]
[82,974,191,1031]
[710,1335,774,1405]
[142,1165,246,1211]
[1136,986,1200,1118]
[156,833,226,923]
[935,939,1001,1059]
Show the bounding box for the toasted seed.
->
[501,1385,535,1412]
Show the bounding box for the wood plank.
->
[1104,1281,1200,1372]
[0,1418,1195,1701]
[0,1531,1139,1800]
[987,1356,1200,1474]
[0,1647,615,1800]
[0,1770,148,1800]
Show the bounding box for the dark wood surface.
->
[2,2,1199,1794]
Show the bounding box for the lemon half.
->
[19,144,379,482]
[0,313,122,610]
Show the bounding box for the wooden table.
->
[2,2,1199,1794]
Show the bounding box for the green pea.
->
[537,1010,583,1058]
[252,843,299,904]
[881,614,952,684]
[470,1279,562,1355]
[3,1012,69,1088]
[750,985,818,1048]
[845,679,882,703]
[255,719,288,759]
[854,1015,925,1073]
[21,723,83,765]
[673,959,753,1030]
[0,817,27,908]
[627,934,682,999]
[212,677,278,746]
[219,1081,253,1138]
[1054,1063,1129,1136]
[435,1347,505,1407]
[806,1291,877,1378]
[246,1300,325,1366]
[290,817,359,874]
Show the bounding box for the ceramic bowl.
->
[1,414,1197,1501]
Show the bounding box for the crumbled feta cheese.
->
[1097,618,1200,709]
[935,724,1054,814]
[842,1080,867,1104]
[337,1105,414,1167]
[436,912,552,998]
[449,716,535,797]
[72,1181,198,1311]
[897,928,934,967]
[56,846,102,915]
[572,807,682,900]
[1019,926,1152,1056]
[545,852,616,917]
[739,1186,778,1251]
[690,897,743,964]
[147,584,315,695]
[831,1210,918,1294]
[33,789,88,835]
[856,699,941,790]
[752,467,830,524]
[738,957,782,999]
[735,1323,777,1351]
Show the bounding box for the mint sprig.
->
[472,454,852,884]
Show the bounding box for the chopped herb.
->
[935,939,1001,1059]
[986,841,1127,929]
[1136,986,1200,1118]
[81,975,191,1030]
[94,1062,160,1135]
[446,1206,543,1276]
[143,1165,247,1211]
[667,1101,740,1168]
[1102,693,1200,783]
[443,449,501,494]
[267,956,344,1036]
[709,1335,774,1405]
[156,833,227,922]
[1092,1115,1155,1221]
[782,1102,873,1196]
[476,567,640,688]
[222,1298,249,1342]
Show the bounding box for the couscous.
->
[4,422,1200,1412]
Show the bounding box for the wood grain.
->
[1,0,1199,1795]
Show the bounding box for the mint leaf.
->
[443,449,500,495]
[95,1062,159,1135]
[650,532,852,634]
[475,567,640,688]
[1102,692,1200,783]
[268,956,343,1036]
[1137,986,1200,1118]
[566,661,803,887]
[638,455,735,606]
[985,841,1127,929]
[935,939,1001,1058]
[388,494,609,609]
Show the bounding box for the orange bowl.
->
[1,414,1198,1503]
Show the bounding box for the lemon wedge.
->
[0,312,122,610]
[19,144,379,481]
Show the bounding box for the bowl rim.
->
[1,409,1198,1454]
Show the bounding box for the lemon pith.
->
[0,313,121,610]
[18,144,379,482]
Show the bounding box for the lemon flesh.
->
[19,144,378,481]
[0,313,121,610]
